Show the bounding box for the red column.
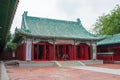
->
[37,44,39,60]
[49,45,52,60]
[63,45,66,56]
[55,46,58,60]
[48,45,50,60]
[69,45,74,60]
[43,45,46,60]
[68,46,71,60]
[56,46,59,60]
[112,54,114,63]
[53,40,56,60]
[76,46,78,60]
[83,46,86,59]
[74,45,76,60]
[80,46,83,60]
[84,46,86,60]
[50,45,54,60]
[84,45,88,60]
[90,44,93,60]
[82,45,85,60]
[31,42,34,61]
[71,46,74,60]
[86,46,89,60]
[23,43,26,61]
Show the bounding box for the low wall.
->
[97,54,114,63]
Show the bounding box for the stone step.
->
[57,61,84,67]
[114,61,120,64]
[18,61,58,67]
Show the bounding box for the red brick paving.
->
[6,65,120,80]
[88,64,120,69]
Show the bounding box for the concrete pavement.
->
[70,66,120,75]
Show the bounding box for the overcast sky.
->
[11,0,120,33]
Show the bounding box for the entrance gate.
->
[34,42,53,60]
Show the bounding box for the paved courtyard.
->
[6,64,120,80]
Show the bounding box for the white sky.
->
[11,0,120,33]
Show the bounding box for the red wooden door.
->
[76,43,89,60]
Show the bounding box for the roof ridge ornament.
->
[77,18,81,23]
[23,11,28,16]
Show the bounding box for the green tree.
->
[7,42,17,51]
[93,5,120,35]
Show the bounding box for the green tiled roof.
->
[98,33,120,45]
[16,11,105,40]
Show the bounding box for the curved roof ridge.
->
[26,15,78,24]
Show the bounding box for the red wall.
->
[1,50,14,60]
[114,50,120,61]
[16,43,26,60]
[97,45,120,62]
[0,43,26,61]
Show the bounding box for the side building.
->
[13,11,105,61]
[97,34,120,63]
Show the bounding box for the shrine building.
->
[14,11,105,61]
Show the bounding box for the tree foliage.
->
[93,5,120,35]
[7,42,17,51]
[5,32,17,51]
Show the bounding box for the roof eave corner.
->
[22,11,30,31]
[22,11,28,17]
